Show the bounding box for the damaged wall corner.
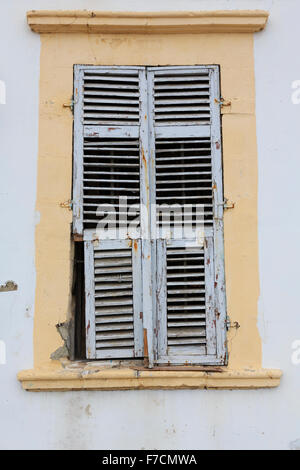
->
[50,320,74,361]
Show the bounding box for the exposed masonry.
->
[50,321,73,360]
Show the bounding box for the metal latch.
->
[226,316,240,331]
[223,197,235,211]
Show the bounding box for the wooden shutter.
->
[73,65,226,366]
[73,66,146,360]
[148,66,227,365]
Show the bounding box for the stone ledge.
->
[18,366,282,391]
[27,10,269,34]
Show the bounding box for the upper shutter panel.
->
[149,67,214,237]
[73,66,143,236]
[83,69,140,126]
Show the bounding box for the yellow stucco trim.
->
[18,366,282,391]
[18,10,282,391]
[27,10,269,34]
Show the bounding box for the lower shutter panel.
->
[157,238,217,364]
[166,246,207,356]
[84,237,143,360]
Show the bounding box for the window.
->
[72,65,227,367]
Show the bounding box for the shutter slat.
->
[84,69,141,76]
[84,112,139,119]
[156,156,211,161]
[84,105,139,112]
[95,299,133,307]
[156,99,210,105]
[168,328,206,338]
[84,162,138,168]
[84,76,139,83]
[168,321,206,327]
[95,315,133,323]
[84,178,139,184]
[155,114,210,120]
[95,308,133,315]
[85,90,140,97]
[95,291,133,298]
[157,179,212,185]
[95,284,132,291]
[167,273,204,279]
[155,106,210,112]
[168,338,207,345]
[157,164,211,169]
[168,313,206,319]
[154,83,209,91]
[155,91,209,97]
[84,98,141,104]
[83,154,139,159]
[96,331,134,340]
[156,148,210,153]
[96,339,135,347]
[84,83,138,90]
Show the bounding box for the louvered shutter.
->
[84,235,143,359]
[73,66,142,234]
[73,65,226,366]
[148,66,227,365]
[73,66,146,359]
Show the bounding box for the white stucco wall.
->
[0,0,299,450]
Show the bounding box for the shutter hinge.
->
[215,97,231,108]
[63,97,75,114]
[218,197,235,211]
[59,199,73,211]
[226,316,240,331]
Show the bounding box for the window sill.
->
[18,364,282,391]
